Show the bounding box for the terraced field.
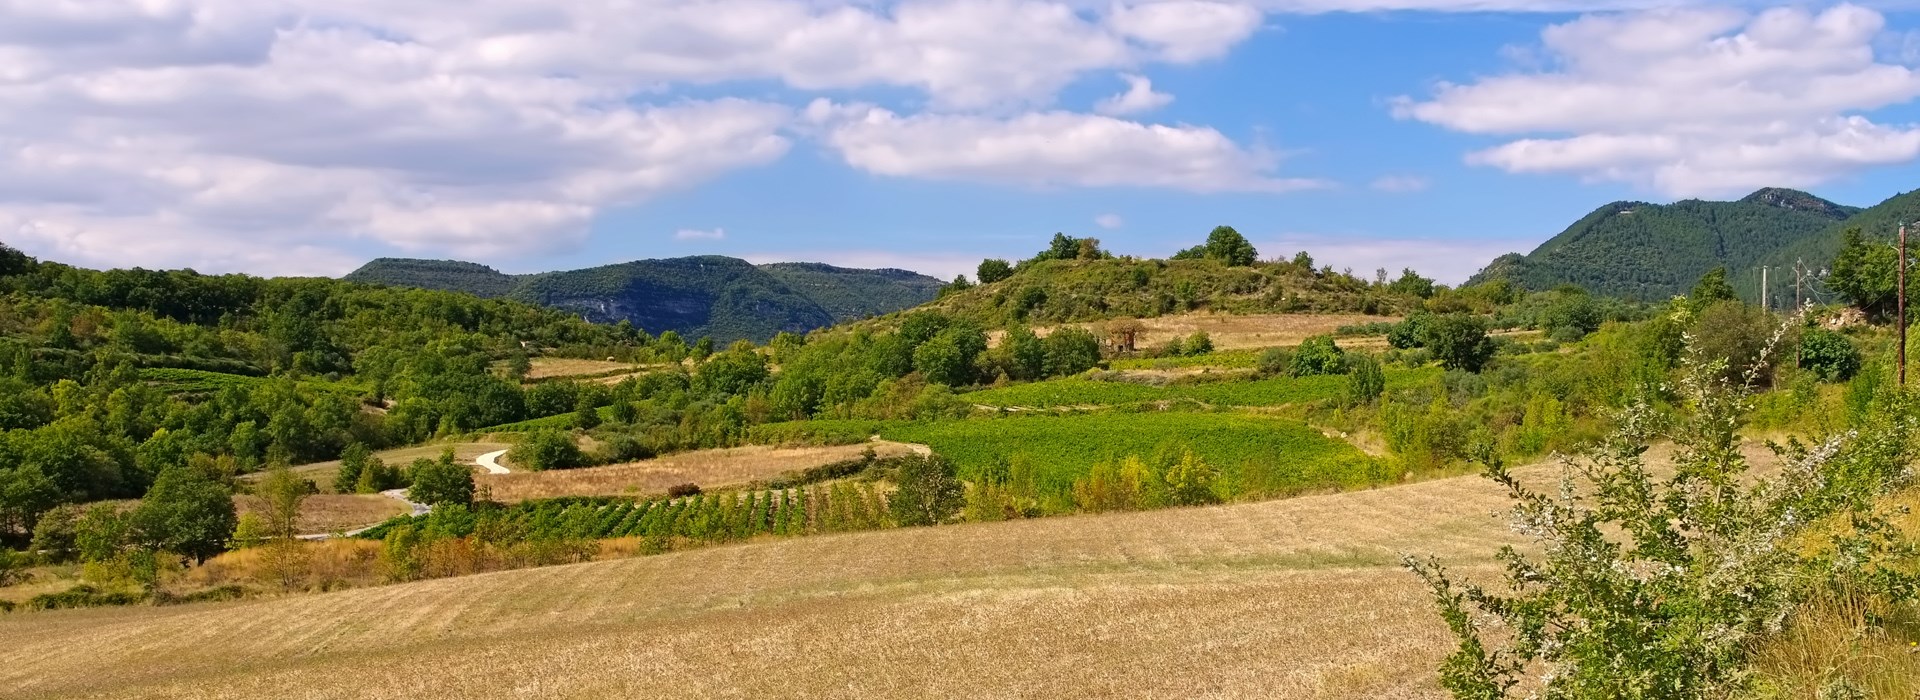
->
[0,468,1524,700]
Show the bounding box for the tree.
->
[130,464,236,562]
[407,451,475,506]
[507,430,587,472]
[255,462,308,541]
[1420,314,1495,373]
[1162,450,1220,506]
[1345,354,1386,405]
[890,456,963,526]
[1043,326,1101,377]
[1290,335,1347,376]
[572,396,601,430]
[1689,266,1738,310]
[1184,330,1214,356]
[977,258,1014,284]
[1830,228,1903,318]
[334,442,371,493]
[938,275,973,299]
[0,465,59,538]
[505,352,533,382]
[1691,300,1782,387]
[1798,327,1861,382]
[0,242,32,277]
[1388,268,1437,299]
[1203,226,1258,266]
[1000,325,1048,380]
[1540,286,1602,341]
[913,325,987,387]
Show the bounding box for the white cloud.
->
[1370,175,1430,193]
[1096,73,1175,116]
[1254,233,1534,284]
[1393,5,1920,197]
[1095,213,1126,229]
[0,0,1278,274]
[811,101,1326,193]
[675,227,727,241]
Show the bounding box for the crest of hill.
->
[1466,187,1860,301]
[921,255,1412,329]
[1752,188,1920,282]
[343,256,944,343]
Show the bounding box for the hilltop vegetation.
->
[1469,188,1856,301]
[346,256,944,343]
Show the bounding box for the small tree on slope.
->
[1405,320,1920,699]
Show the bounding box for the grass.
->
[0,468,1523,699]
[273,442,509,492]
[865,411,1393,499]
[137,368,361,397]
[476,442,922,502]
[234,494,406,535]
[964,366,1441,409]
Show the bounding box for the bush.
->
[1184,331,1214,356]
[1345,354,1385,406]
[666,483,701,498]
[1405,347,1920,699]
[1799,327,1862,383]
[1418,314,1494,373]
[1692,300,1785,387]
[407,451,475,507]
[1289,335,1346,377]
[890,455,964,526]
[509,429,588,471]
[1256,347,1292,377]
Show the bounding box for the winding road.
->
[475,450,511,474]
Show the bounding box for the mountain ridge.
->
[343,255,945,342]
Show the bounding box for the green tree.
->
[0,465,59,538]
[913,325,987,387]
[1691,300,1781,387]
[73,504,130,563]
[1540,286,1602,341]
[407,452,475,506]
[1345,354,1386,405]
[1830,228,1903,318]
[256,462,308,541]
[1203,226,1258,266]
[130,464,236,562]
[334,442,371,493]
[508,429,587,472]
[1389,268,1437,299]
[1420,314,1495,373]
[890,456,964,526]
[572,396,601,430]
[1290,335,1347,376]
[999,325,1048,380]
[1043,326,1101,377]
[1184,330,1214,356]
[1797,327,1861,382]
[977,259,1014,284]
[1689,266,1738,310]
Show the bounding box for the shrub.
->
[1289,335,1346,377]
[1691,300,1784,387]
[1345,354,1385,406]
[1184,331,1214,356]
[666,483,701,498]
[509,429,588,471]
[1256,347,1292,377]
[131,464,237,563]
[1406,344,1920,699]
[1418,314,1494,373]
[1799,327,1862,383]
[890,455,964,526]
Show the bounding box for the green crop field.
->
[964,366,1440,409]
[1108,349,1264,370]
[871,412,1391,499]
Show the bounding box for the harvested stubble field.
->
[234,494,406,535]
[0,467,1529,700]
[476,442,923,502]
[520,357,634,380]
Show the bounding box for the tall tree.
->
[131,464,236,562]
[1203,226,1259,267]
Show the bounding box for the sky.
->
[9,1,1920,284]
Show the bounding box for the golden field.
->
[0,465,1525,700]
[475,442,924,502]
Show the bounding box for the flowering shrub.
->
[1406,323,1920,699]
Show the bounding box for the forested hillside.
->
[344,256,943,343]
[1468,188,1857,300]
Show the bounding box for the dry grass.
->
[1008,312,1395,351]
[234,495,406,535]
[0,467,1523,699]
[1750,593,1920,699]
[521,357,636,380]
[273,442,509,493]
[478,442,922,502]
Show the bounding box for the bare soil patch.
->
[476,442,923,502]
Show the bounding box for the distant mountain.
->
[1467,188,1860,301]
[343,256,944,342]
[1751,188,1920,286]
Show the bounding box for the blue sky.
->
[9,2,1920,283]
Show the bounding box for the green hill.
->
[343,256,943,342]
[1467,188,1859,301]
[1751,189,1920,295]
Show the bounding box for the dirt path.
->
[475,450,510,474]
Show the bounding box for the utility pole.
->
[1761,266,1769,312]
[1795,259,1804,310]
[1901,223,1909,385]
